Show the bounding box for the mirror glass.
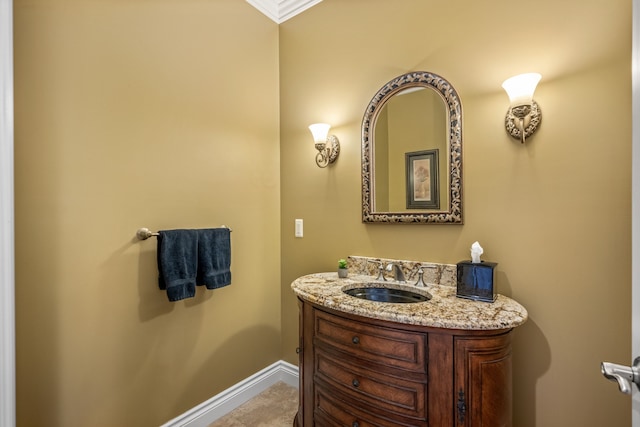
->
[362,71,463,223]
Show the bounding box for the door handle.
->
[601,357,640,394]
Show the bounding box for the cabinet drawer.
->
[315,386,427,427]
[315,349,426,419]
[314,309,426,372]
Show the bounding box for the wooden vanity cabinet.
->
[295,299,513,427]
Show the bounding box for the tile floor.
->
[208,382,298,427]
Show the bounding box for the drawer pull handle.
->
[352,422,359,427]
[352,379,360,388]
[352,336,360,344]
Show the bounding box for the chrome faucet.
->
[386,263,406,283]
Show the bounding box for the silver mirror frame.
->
[361,71,463,224]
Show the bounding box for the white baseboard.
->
[160,360,299,427]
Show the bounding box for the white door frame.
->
[0,0,15,426]
[633,0,640,424]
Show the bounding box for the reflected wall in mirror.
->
[362,71,463,223]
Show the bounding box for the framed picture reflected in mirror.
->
[406,149,439,210]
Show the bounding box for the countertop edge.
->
[291,272,528,331]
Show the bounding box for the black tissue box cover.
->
[456,261,497,303]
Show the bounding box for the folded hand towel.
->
[157,229,199,301]
[197,228,232,289]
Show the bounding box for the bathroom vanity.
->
[291,263,527,427]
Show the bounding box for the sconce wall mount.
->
[309,123,340,168]
[504,99,541,142]
[502,73,542,144]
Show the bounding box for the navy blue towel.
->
[157,229,199,302]
[197,228,232,289]
[157,228,232,301]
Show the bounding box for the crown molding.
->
[246,0,322,23]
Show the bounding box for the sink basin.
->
[343,286,431,303]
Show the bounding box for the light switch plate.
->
[295,219,303,238]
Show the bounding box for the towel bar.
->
[136,226,232,240]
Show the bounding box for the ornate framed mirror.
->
[361,71,463,224]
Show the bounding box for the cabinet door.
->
[295,299,303,427]
[297,299,317,427]
[454,332,512,427]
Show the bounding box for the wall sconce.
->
[501,73,542,144]
[308,123,340,168]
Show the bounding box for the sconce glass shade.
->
[308,123,340,168]
[501,73,541,108]
[308,123,331,143]
[502,73,542,144]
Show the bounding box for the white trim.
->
[246,0,322,24]
[160,360,299,427]
[633,0,640,423]
[278,0,322,22]
[0,1,15,427]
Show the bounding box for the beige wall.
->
[14,1,280,426]
[11,0,633,426]
[279,1,632,426]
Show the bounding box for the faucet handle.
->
[414,266,427,287]
[367,259,386,281]
[413,264,436,287]
[377,263,387,281]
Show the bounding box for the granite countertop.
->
[291,272,528,330]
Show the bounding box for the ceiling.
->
[246,0,322,23]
